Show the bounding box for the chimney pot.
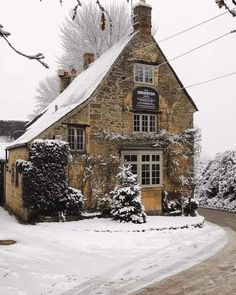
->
[71,68,77,76]
[57,68,78,93]
[83,53,95,69]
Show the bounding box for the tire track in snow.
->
[61,224,225,295]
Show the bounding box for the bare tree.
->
[30,1,132,117]
[58,1,132,71]
[30,76,60,118]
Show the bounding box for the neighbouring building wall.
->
[5,147,29,220]
[0,161,5,205]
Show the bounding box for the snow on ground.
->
[0,208,226,295]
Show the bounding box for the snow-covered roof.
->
[7,33,136,150]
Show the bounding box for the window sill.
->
[141,185,163,189]
[134,81,154,86]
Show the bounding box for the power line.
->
[157,30,236,68]
[131,11,228,54]
[119,29,236,84]
[179,71,236,90]
[158,11,228,43]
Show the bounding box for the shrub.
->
[18,139,84,220]
[111,164,146,223]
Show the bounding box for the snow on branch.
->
[93,128,201,191]
[72,0,83,21]
[0,24,49,68]
[215,0,236,16]
[93,128,201,156]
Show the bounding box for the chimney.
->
[58,68,77,93]
[83,53,95,69]
[133,0,152,35]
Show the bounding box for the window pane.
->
[76,128,84,151]
[142,115,148,132]
[124,155,137,162]
[134,114,140,132]
[142,164,150,185]
[152,154,160,162]
[131,164,137,176]
[150,115,156,132]
[124,155,131,162]
[68,128,75,150]
[135,65,144,82]
[131,155,137,162]
[152,164,160,184]
[144,65,153,84]
[142,155,150,162]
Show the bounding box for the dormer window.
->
[134,64,154,84]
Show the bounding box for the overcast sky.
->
[0,0,236,158]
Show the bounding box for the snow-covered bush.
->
[111,165,146,224]
[96,193,113,216]
[162,191,198,216]
[81,154,120,212]
[18,139,84,219]
[195,150,236,212]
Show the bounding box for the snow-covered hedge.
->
[18,139,84,220]
[195,150,236,212]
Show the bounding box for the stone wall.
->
[5,147,29,220]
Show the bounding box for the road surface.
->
[133,208,236,295]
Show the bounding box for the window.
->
[11,164,15,184]
[134,114,157,133]
[134,64,154,84]
[68,127,85,152]
[11,163,19,187]
[123,151,162,187]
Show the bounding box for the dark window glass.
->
[68,127,84,151]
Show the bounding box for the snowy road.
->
[0,208,226,295]
[133,208,236,295]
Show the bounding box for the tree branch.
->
[215,0,236,16]
[0,24,49,68]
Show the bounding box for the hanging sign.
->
[133,87,158,112]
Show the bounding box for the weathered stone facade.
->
[4,2,197,220]
[5,147,29,220]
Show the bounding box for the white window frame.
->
[133,113,157,133]
[134,63,154,84]
[122,150,163,188]
[68,127,85,152]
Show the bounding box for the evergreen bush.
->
[17,139,84,219]
[111,164,146,223]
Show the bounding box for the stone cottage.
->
[4,1,198,221]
